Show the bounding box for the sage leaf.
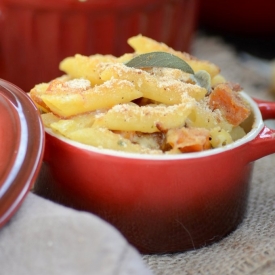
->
[125,52,212,94]
[125,52,194,74]
[193,70,212,95]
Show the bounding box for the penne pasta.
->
[28,35,251,154]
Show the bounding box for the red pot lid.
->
[0,79,44,228]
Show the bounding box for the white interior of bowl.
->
[45,92,264,160]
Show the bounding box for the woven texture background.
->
[143,34,275,275]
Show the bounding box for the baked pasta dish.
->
[29,35,251,154]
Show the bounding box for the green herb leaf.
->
[125,52,212,94]
[193,70,212,95]
[125,52,194,74]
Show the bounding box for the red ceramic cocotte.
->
[0,0,198,92]
[0,79,44,228]
[34,92,275,254]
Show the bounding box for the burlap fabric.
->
[143,34,275,275]
[1,34,275,275]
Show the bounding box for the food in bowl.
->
[29,35,251,155]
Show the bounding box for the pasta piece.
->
[210,128,233,148]
[100,63,206,103]
[149,67,192,84]
[51,120,81,136]
[41,112,60,127]
[187,99,233,132]
[93,101,195,133]
[116,53,136,63]
[67,127,162,154]
[49,112,98,136]
[29,83,50,112]
[211,74,226,87]
[29,75,82,110]
[149,67,207,100]
[41,78,143,117]
[59,54,117,86]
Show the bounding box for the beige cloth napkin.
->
[0,192,152,275]
[1,34,275,275]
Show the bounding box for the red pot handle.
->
[247,98,275,162]
[253,98,275,120]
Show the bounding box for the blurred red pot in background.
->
[0,0,199,92]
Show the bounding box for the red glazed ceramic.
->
[199,0,275,34]
[0,0,199,92]
[34,92,275,254]
[0,79,44,228]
